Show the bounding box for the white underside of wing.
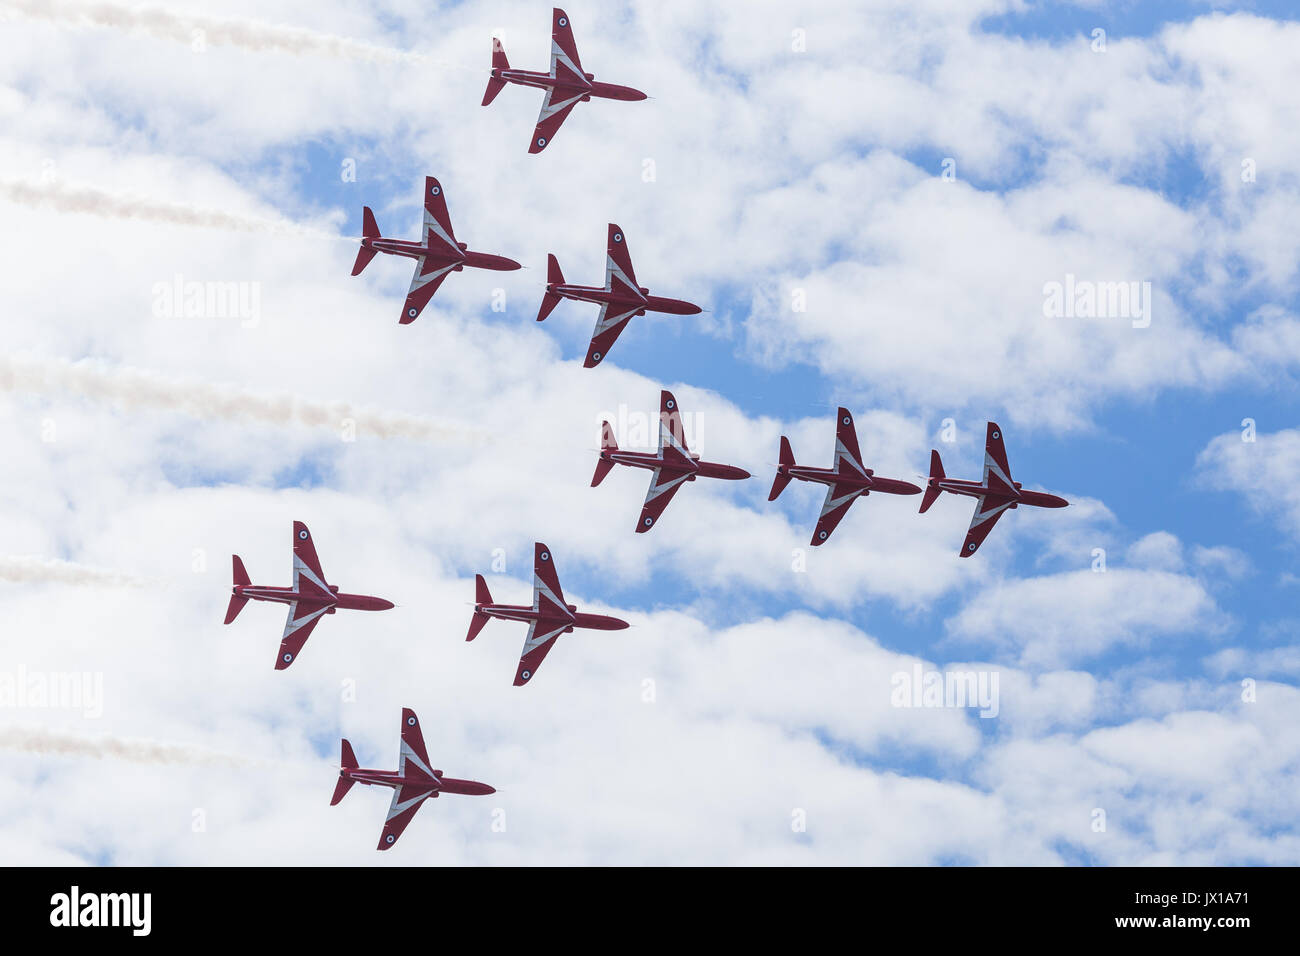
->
[605,255,637,294]
[833,437,866,477]
[398,740,436,781]
[521,619,568,656]
[292,554,330,596]
[386,786,434,821]
[821,483,859,517]
[408,258,455,295]
[644,468,691,505]
[422,210,457,253]
[592,303,639,337]
[537,86,584,126]
[969,496,1014,531]
[282,601,329,640]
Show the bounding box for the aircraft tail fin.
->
[592,421,618,486]
[330,739,358,805]
[224,555,250,624]
[768,436,795,501]
[352,207,380,276]
[482,41,509,105]
[536,254,565,322]
[467,575,492,641]
[920,449,944,513]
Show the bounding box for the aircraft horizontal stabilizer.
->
[592,421,618,486]
[224,555,251,624]
[920,449,945,513]
[768,436,794,501]
[482,42,509,105]
[223,593,248,625]
[536,255,566,321]
[546,253,565,286]
[331,739,358,805]
[468,575,493,641]
[352,207,381,275]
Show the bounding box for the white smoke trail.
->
[0,556,149,587]
[0,726,256,768]
[0,178,347,241]
[2,0,428,65]
[0,354,486,445]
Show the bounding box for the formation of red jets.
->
[222,9,1070,850]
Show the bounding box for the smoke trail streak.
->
[2,0,430,65]
[0,727,257,768]
[0,556,148,587]
[0,179,348,241]
[0,354,486,445]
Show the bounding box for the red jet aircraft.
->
[769,407,922,546]
[331,708,495,851]
[467,543,629,686]
[482,8,646,154]
[351,176,521,324]
[537,224,701,368]
[225,521,393,670]
[920,422,1069,556]
[594,389,750,532]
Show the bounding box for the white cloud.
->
[1196,426,1300,541]
[947,567,1227,667]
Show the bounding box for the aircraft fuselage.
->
[550,282,701,316]
[601,449,749,482]
[491,68,645,102]
[782,465,922,497]
[340,766,495,796]
[361,236,519,273]
[930,478,1068,509]
[234,584,394,613]
[476,602,628,632]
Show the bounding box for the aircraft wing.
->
[529,92,583,153]
[275,601,329,669]
[960,496,1015,557]
[532,542,568,615]
[657,389,693,467]
[400,257,455,324]
[584,302,640,367]
[377,783,437,850]
[397,708,438,784]
[637,467,691,532]
[292,521,332,600]
[420,176,458,254]
[604,224,640,296]
[810,482,862,545]
[982,422,1016,496]
[514,618,569,686]
[550,8,585,79]
[832,407,868,478]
